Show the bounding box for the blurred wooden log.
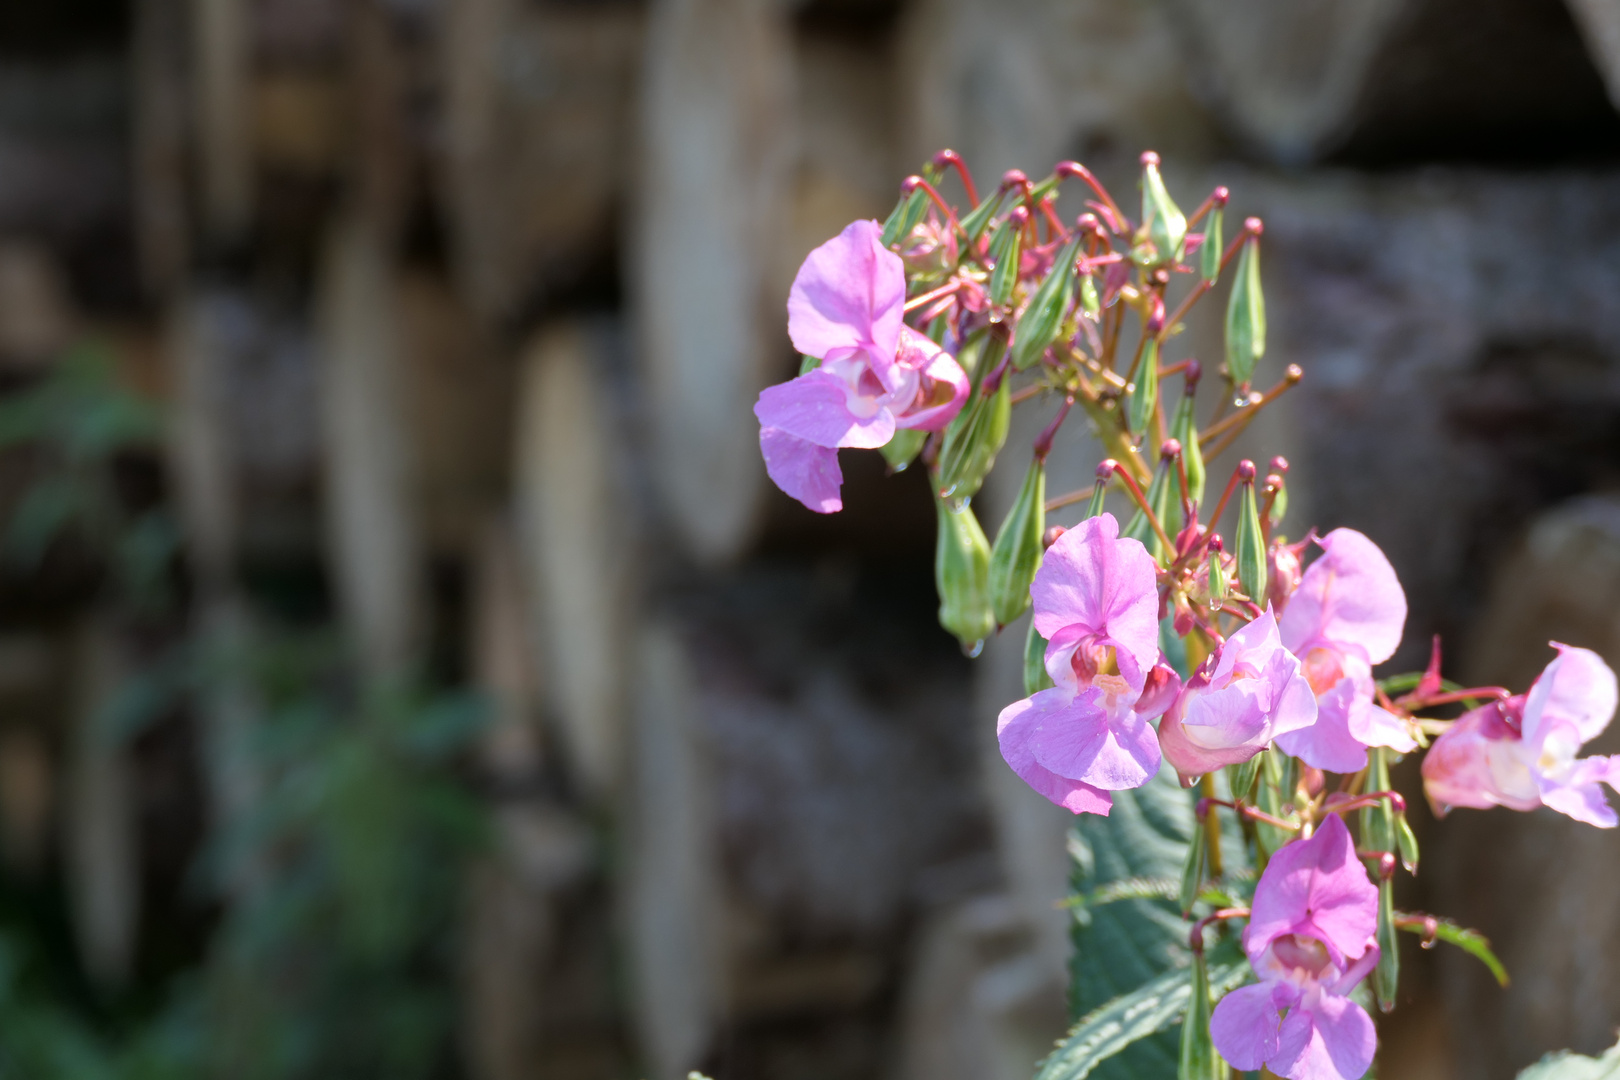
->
[441,0,641,320]
[0,241,75,369]
[631,0,791,563]
[624,621,724,1080]
[513,322,632,798]
[64,616,139,988]
[1428,495,1620,1075]
[315,213,423,681]
[470,515,543,784]
[191,0,254,239]
[132,0,190,292]
[1566,0,1620,110]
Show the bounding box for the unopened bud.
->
[1126,337,1159,434]
[988,455,1046,626]
[935,495,994,653]
[1010,236,1081,370]
[1224,231,1266,388]
[1234,461,1267,601]
[937,374,1012,503]
[1140,151,1186,267]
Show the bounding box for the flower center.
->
[1271,934,1334,981]
[1072,642,1119,684]
[1302,648,1345,697]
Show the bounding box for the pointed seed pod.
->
[988,454,1046,626]
[1139,151,1186,267]
[1376,877,1400,1012]
[1179,947,1225,1080]
[1127,336,1160,434]
[1010,236,1082,370]
[937,371,1012,503]
[1172,360,1206,504]
[1224,221,1266,388]
[1234,460,1267,601]
[935,494,994,653]
[1228,751,1263,804]
[987,208,1028,307]
[1201,192,1227,284]
[1207,535,1228,611]
[1178,814,1208,915]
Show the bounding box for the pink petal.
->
[1162,680,1273,776]
[1270,993,1376,1080]
[1537,754,1620,827]
[1421,700,1540,815]
[1030,513,1161,681]
[892,326,970,432]
[1245,815,1377,968]
[1026,688,1162,790]
[1275,677,1371,774]
[1210,982,1291,1071]
[1346,694,1417,753]
[1279,529,1406,666]
[787,219,905,370]
[758,428,842,513]
[996,695,1114,814]
[1522,643,1618,748]
[754,369,895,449]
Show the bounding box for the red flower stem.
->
[1198,797,1299,833]
[1324,791,1408,817]
[932,149,979,206]
[1184,185,1231,230]
[1188,907,1251,954]
[1054,161,1129,234]
[1405,687,1513,708]
[1111,461,1175,555]
[1206,466,1244,534]
[903,279,963,314]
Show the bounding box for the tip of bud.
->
[1042,525,1066,550]
[932,149,962,168]
[1007,205,1030,225]
[1208,534,1223,552]
[1185,358,1202,385]
[1270,455,1289,474]
[1212,186,1230,206]
[1000,169,1029,189]
[1284,364,1303,383]
[1076,212,1100,234]
[900,174,924,195]
[1237,459,1257,482]
[1150,268,1170,286]
[1140,150,1160,167]
[1096,459,1118,480]
[1160,439,1181,460]
[1244,216,1264,236]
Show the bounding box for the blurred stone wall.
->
[2,0,1620,1078]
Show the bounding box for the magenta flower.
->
[996,513,1173,815]
[755,220,970,513]
[1423,643,1620,827]
[1275,529,1416,772]
[1211,815,1379,1080]
[1158,609,1318,782]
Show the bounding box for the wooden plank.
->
[631,0,791,562]
[190,0,254,238]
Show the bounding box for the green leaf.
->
[1518,1036,1620,1080]
[1036,959,1249,1080]
[1396,912,1509,987]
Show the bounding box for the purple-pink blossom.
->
[1211,814,1379,1080]
[1275,529,1416,772]
[755,219,970,513]
[1157,608,1318,782]
[1423,643,1620,827]
[996,513,1174,815]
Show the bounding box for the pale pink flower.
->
[756,220,970,513]
[1423,643,1620,827]
[997,513,1175,815]
[1211,815,1379,1080]
[1158,609,1317,782]
[1275,529,1415,772]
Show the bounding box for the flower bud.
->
[1224,225,1266,389]
[1139,151,1186,267]
[1126,336,1159,434]
[935,495,994,653]
[986,208,1028,308]
[1234,461,1267,602]
[1023,618,1054,696]
[879,427,927,472]
[1201,202,1224,284]
[988,454,1046,626]
[937,371,1012,503]
[1171,362,1205,504]
[1010,237,1081,371]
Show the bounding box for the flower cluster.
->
[756,151,1620,1080]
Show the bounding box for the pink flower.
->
[1211,815,1379,1080]
[1275,529,1416,772]
[1158,609,1318,782]
[1422,643,1620,827]
[996,513,1175,815]
[755,220,970,513]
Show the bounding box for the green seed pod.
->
[1395,810,1421,875]
[1207,537,1229,611]
[1376,877,1400,1012]
[1140,152,1186,267]
[958,190,1008,244]
[1224,232,1266,388]
[1178,949,1225,1080]
[1010,238,1081,371]
[987,214,1025,308]
[1024,619,1054,696]
[1171,371,1205,505]
[1127,337,1160,434]
[1179,815,1208,916]
[879,427,927,472]
[937,373,1012,503]
[1234,465,1267,601]
[1080,272,1100,319]
[1201,206,1224,284]
[1124,446,1178,564]
[1227,752,1263,804]
[935,495,994,653]
[988,455,1046,626]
